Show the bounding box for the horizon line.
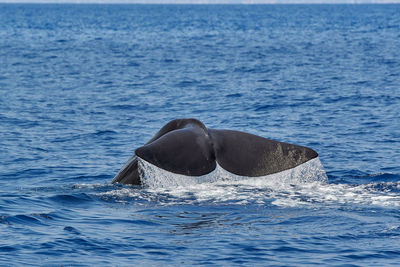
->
[1,0,400,4]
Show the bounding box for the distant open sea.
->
[1,4,400,266]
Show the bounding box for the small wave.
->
[175,79,200,88]
[226,93,243,98]
[48,193,93,205]
[107,104,149,111]
[1,214,44,226]
[0,246,17,252]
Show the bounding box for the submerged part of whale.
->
[112,118,319,185]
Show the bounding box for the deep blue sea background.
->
[1,4,400,266]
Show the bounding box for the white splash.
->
[138,157,328,188]
[98,158,400,208]
[133,157,332,205]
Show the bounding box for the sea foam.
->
[138,156,328,189]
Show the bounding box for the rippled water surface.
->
[1,4,400,266]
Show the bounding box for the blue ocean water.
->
[1,3,400,265]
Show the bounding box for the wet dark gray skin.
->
[112,118,318,185]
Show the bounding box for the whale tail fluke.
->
[112,118,320,185]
